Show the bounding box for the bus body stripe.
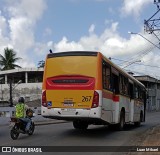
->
[102,91,119,102]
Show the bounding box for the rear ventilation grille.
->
[52,79,89,84]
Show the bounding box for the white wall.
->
[0,83,42,102]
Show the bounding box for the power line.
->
[144,0,160,44]
[117,44,157,66]
[125,69,160,79]
[111,57,160,68]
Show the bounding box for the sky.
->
[0,0,160,78]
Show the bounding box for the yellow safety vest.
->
[16,103,25,118]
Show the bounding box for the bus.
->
[41,51,146,130]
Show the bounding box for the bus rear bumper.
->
[43,116,109,125]
[41,106,102,120]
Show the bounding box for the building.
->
[134,75,160,111]
[0,68,43,106]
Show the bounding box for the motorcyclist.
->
[15,97,32,132]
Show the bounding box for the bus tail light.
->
[91,91,99,108]
[42,90,47,107]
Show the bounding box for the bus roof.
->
[47,51,98,58]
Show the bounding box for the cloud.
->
[121,0,151,17]
[33,41,55,57]
[6,0,46,21]
[17,56,36,68]
[9,17,34,52]
[52,22,119,53]
[54,37,84,52]
[53,22,153,57]
[0,0,47,68]
[126,50,160,77]
[0,0,158,77]
[51,21,159,76]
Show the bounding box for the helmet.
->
[18,97,25,103]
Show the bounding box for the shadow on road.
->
[61,124,144,138]
[124,124,145,131]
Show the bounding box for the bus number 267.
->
[82,96,92,102]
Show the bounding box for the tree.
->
[38,60,45,68]
[0,47,21,70]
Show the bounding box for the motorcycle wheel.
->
[28,122,35,135]
[10,125,19,140]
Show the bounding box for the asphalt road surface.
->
[0,111,160,155]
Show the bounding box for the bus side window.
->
[124,77,129,95]
[138,87,144,101]
[111,73,119,94]
[102,60,111,90]
[129,83,134,99]
[111,67,119,94]
[119,75,128,95]
[134,85,139,99]
[119,75,123,94]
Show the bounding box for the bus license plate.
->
[63,100,74,107]
[63,103,73,107]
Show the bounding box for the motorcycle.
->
[10,110,35,140]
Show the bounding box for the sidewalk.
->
[0,115,68,126]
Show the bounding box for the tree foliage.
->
[0,47,22,70]
[38,60,45,68]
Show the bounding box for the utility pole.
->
[0,77,4,100]
[9,80,13,107]
[144,0,160,112]
[144,0,160,44]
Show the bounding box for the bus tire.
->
[117,111,125,131]
[73,120,88,130]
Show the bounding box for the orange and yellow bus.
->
[41,51,146,130]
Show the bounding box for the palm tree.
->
[0,47,22,70]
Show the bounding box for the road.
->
[0,111,160,155]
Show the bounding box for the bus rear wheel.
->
[73,120,88,130]
[117,111,125,131]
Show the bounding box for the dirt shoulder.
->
[127,125,160,155]
[133,125,160,146]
